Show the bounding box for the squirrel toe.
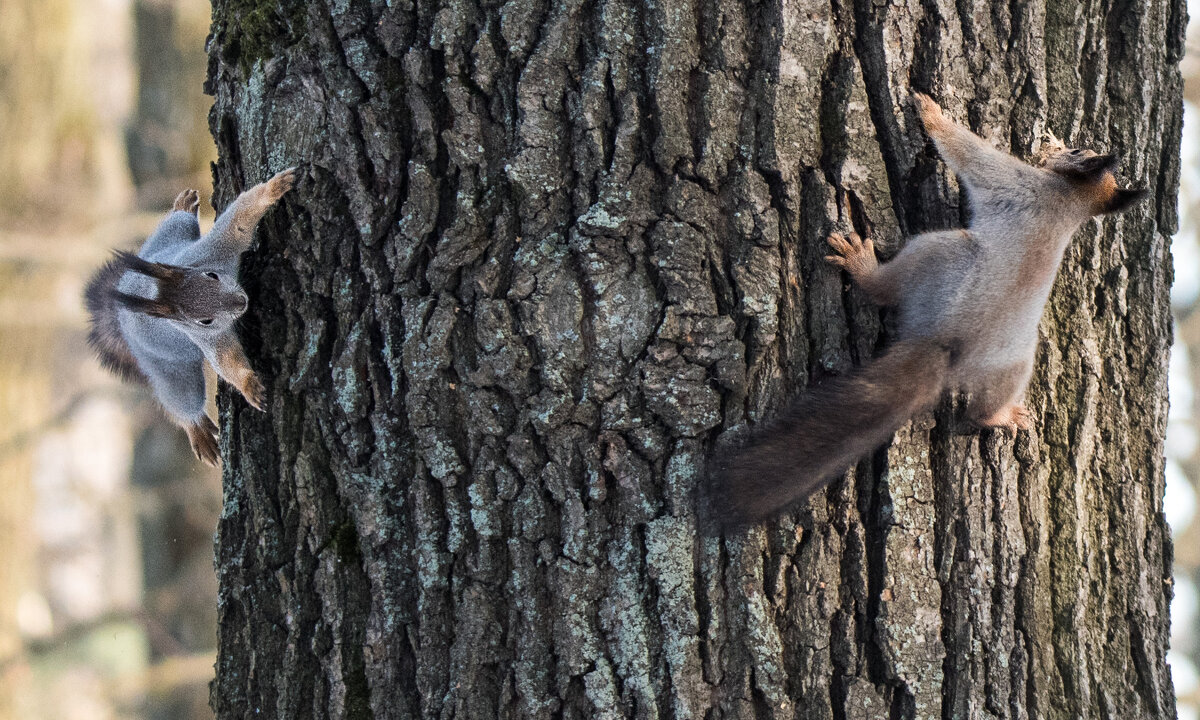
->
[173,189,199,214]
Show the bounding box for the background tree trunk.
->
[205,0,1184,717]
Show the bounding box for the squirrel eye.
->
[204,272,219,280]
[196,318,214,326]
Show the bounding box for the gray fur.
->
[702,94,1144,529]
[702,342,951,530]
[83,170,296,464]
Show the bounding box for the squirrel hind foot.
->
[185,416,219,466]
[825,231,876,277]
[173,189,200,215]
[976,402,1035,434]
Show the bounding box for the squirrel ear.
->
[113,291,175,318]
[113,251,180,281]
[1101,187,1148,215]
[1053,153,1119,182]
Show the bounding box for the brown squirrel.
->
[703,93,1145,528]
[84,169,296,465]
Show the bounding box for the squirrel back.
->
[84,253,148,385]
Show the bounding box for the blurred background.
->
[0,0,218,717]
[0,0,1197,719]
[1168,2,1200,715]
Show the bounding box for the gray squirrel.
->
[703,93,1145,528]
[85,168,296,465]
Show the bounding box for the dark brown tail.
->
[701,341,951,529]
[84,253,147,385]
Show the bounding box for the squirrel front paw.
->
[241,372,266,411]
[173,189,200,215]
[912,92,947,134]
[265,167,297,205]
[825,231,878,279]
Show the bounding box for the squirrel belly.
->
[701,342,951,529]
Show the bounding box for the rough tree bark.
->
[205,0,1184,717]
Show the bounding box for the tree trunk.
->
[205,0,1184,717]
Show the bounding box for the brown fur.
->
[214,340,265,410]
[1090,173,1119,209]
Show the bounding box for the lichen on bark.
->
[206,0,1183,717]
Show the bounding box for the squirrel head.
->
[111,251,249,332]
[1041,143,1146,216]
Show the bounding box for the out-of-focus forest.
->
[1170,5,1200,715]
[0,0,1197,718]
[0,0,218,717]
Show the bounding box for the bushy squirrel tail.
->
[84,253,147,384]
[701,341,951,530]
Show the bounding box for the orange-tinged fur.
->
[1089,173,1119,211]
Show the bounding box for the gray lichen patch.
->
[207,0,1181,716]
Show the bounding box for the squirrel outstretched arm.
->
[85,168,296,465]
[913,97,1042,205]
[177,171,296,267]
[702,94,1146,529]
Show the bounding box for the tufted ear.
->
[112,291,176,318]
[1101,187,1147,215]
[1051,153,1119,182]
[113,250,182,282]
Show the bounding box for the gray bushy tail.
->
[84,253,147,385]
[701,341,951,530]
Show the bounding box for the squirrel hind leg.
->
[962,361,1035,433]
[184,416,219,466]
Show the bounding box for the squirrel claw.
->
[825,231,877,277]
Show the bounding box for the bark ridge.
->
[206,0,1183,717]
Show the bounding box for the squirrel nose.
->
[235,293,249,314]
